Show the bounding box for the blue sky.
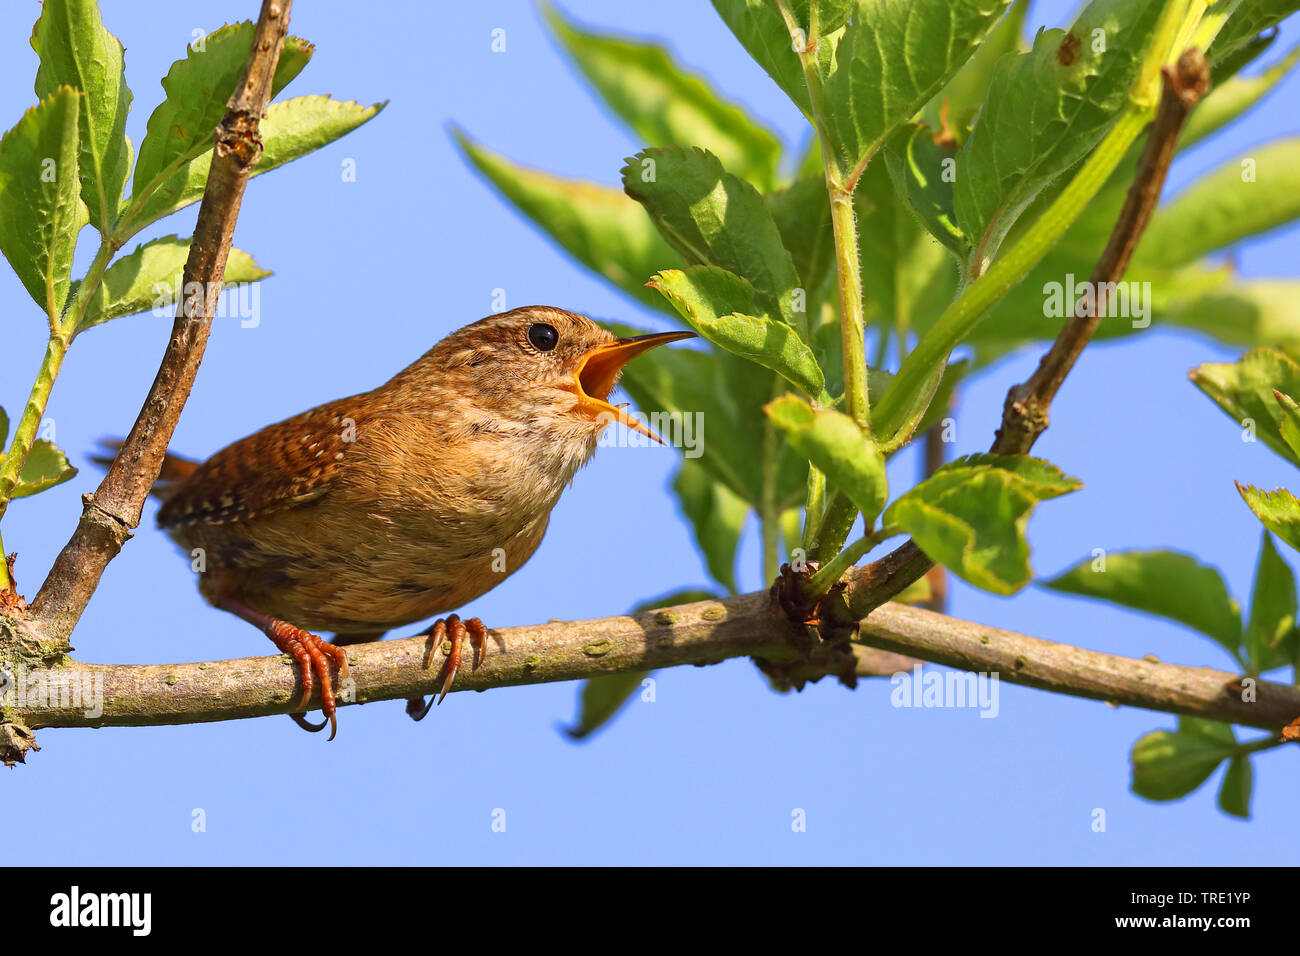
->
[1,0,1297,864]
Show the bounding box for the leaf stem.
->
[0,236,116,532]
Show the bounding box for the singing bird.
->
[116,307,692,738]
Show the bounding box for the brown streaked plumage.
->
[128,306,692,738]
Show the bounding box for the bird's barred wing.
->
[157,396,375,529]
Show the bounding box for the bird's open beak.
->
[573,330,696,444]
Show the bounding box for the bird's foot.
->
[266,619,350,740]
[407,614,488,721]
[218,597,350,741]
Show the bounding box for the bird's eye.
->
[527,322,559,352]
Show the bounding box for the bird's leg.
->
[407,614,489,721]
[217,597,349,740]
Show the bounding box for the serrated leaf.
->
[710,0,840,121]
[1246,530,1298,674]
[32,0,132,234]
[648,267,824,397]
[1135,138,1300,269]
[825,0,1011,171]
[457,130,681,315]
[1274,388,1300,461]
[542,3,780,190]
[129,24,312,211]
[1191,348,1300,468]
[1131,724,1234,802]
[954,0,1167,271]
[12,439,77,498]
[884,453,1080,594]
[1217,755,1254,819]
[129,95,384,235]
[1238,484,1300,556]
[1044,550,1243,657]
[766,395,887,523]
[0,88,86,317]
[74,235,270,333]
[674,459,749,594]
[622,146,802,329]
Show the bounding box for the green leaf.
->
[884,453,1080,595]
[825,0,1012,170]
[31,0,132,234]
[622,146,802,329]
[1208,0,1300,67]
[1182,40,1300,149]
[1238,484,1300,555]
[1217,755,1254,819]
[882,124,965,257]
[1131,722,1235,802]
[12,439,77,498]
[856,150,956,342]
[565,672,644,740]
[710,0,840,121]
[766,175,834,307]
[0,88,86,317]
[129,24,312,212]
[923,0,1029,135]
[765,395,888,523]
[607,322,804,508]
[130,95,384,235]
[954,0,1167,270]
[1162,277,1300,351]
[74,234,270,333]
[1245,531,1298,674]
[542,3,780,190]
[1135,138,1300,269]
[1190,348,1300,468]
[648,267,824,397]
[566,587,718,740]
[0,408,8,447]
[870,359,968,453]
[457,130,681,315]
[674,459,749,594]
[1043,550,1243,658]
[1273,388,1300,460]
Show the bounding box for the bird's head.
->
[398,306,694,443]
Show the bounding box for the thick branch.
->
[11,594,1297,735]
[829,49,1211,625]
[28,0,295,644]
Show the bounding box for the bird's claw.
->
[408,614,488,721]
[266,618,349,741]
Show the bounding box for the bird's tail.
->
[89,438,200,502]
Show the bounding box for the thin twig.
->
[29,0,295,643]
[829,48,1212,627]
[9,593,1297,736]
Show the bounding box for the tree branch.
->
[9,593,1297,736]
[827,48,1212,626]
[28,0,295,645]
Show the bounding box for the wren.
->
[134,306,692,738]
